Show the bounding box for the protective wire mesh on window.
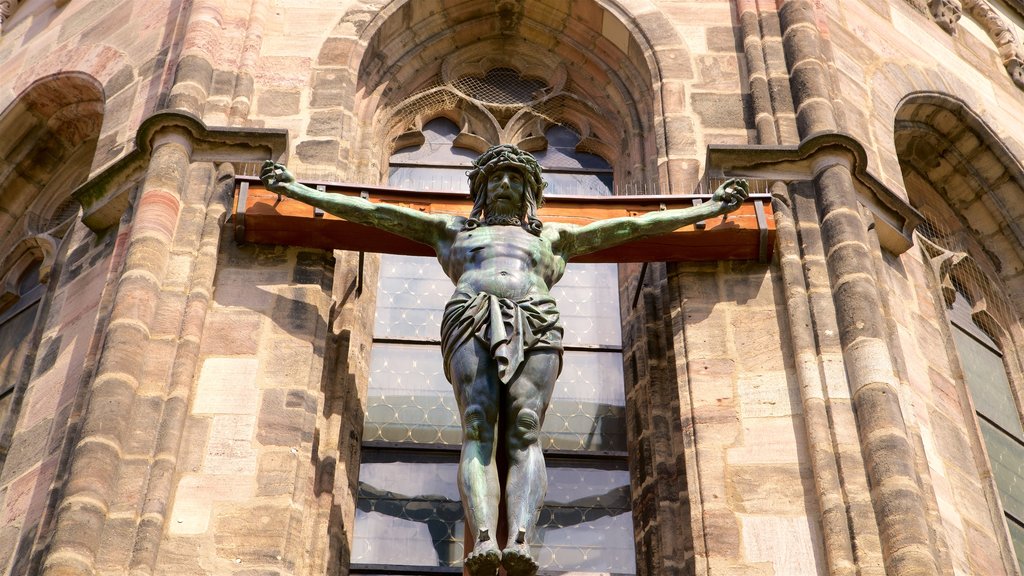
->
[920,213,1024,574]
[452,68,550,105]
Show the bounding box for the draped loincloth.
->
[440,291,564,385]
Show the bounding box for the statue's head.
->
[466,144,546,234]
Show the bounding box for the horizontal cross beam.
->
[232,176,775,263]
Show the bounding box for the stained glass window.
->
[353,116,635,574]
[948,289,1024,572]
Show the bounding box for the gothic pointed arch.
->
[896,93,1024,309]
[338,0,676,194]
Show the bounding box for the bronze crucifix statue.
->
[261,145,747,576]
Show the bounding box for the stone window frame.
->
[0,78,99,472]
[896,91,1024,573]
[0,235,56,469]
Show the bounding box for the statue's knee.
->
[510,408,541,447]
[463,405,492,442]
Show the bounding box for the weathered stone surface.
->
[294,139,339,165]
[169,474,255,535]
[202,415,257,475]
[257,89,301,117]
[256,389,314,447]
[192,358,260,415]
[198,310,262,356]
[256,451,297,496]
[741,515,824,575]
[691,92,750,129]
[213,503,294,563]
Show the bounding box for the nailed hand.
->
[712,178,749,212]
[260,160,295,193]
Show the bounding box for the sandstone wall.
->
[1,0,1023,575]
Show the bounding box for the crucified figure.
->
[261,145,747,576]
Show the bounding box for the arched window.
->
[944,274,1024,571]
[0,258,45,460]
[947,282,1024,571]
[897,96,1024,572]
[351,117,635,574]
[915,216,1024,573]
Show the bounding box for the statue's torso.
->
[440,224,566,300]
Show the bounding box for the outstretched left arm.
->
[554,178,749,260]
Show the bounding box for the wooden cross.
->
[232,176,775,263]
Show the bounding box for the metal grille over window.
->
[920,215,1024,573]
[46,196,82,230]
[452,68,550,106]
[352,117,636,574]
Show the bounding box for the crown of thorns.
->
[467,144,547,206]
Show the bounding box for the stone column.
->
[813,160,938,575]
[41,128,192,576]
[740,5,859,571]
[776,0,939,572]
[128,163,234,573]
[167,0,222,117]
[777,0,837,136]
[771,184,858,575]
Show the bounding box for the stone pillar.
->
[775,0,940,570]
[227,0,267,126]
[741,5,859,571]
[128,163,234,573]
[167,0,221,117]
[739,0,800,145]
[771,184,858,576]
[776,0,837,136]
[167,0,266,125]
[620,261,694,575]
[813,161,938,575]
[42,128,192,576]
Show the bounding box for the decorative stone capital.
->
[1006,57,1024,90]
[705,133,924,254]
[71,110,288,231]
[933,0,1024,91]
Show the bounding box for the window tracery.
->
[379,55,635,192]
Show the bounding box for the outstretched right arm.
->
[260,161,455,250]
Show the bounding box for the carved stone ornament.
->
[918,233,1007,336]
[0,0,17,33]
[932,0,1024,91]
[930,0,963,34]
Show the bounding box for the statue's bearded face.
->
[485,169,526,220]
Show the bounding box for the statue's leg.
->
[501,349,559,576]
[449,339,501,575]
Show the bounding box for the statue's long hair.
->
[465,144,546,235]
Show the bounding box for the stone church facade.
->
[1,0,1024,574]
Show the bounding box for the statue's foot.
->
[501,543,538,576]
[464,539,501,576]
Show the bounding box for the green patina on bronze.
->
[261,146,747,576]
